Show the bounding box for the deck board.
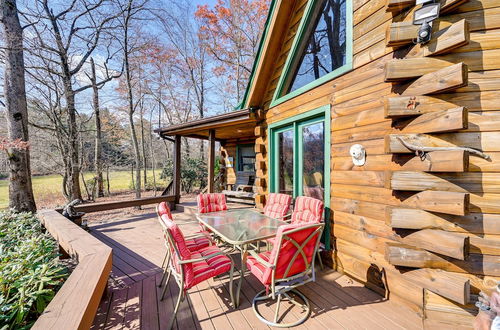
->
[88,206,424,329]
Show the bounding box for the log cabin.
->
[155,0,500,327]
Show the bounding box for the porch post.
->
[208,129,215,193]
[173,134,181,204]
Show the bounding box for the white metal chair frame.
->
[250,223,324,327]
[157,217,235,330]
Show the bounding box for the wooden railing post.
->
[173,135,181,204]
[208,129,216,193]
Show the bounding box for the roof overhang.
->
[154,109,258,141]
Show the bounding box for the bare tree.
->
[159,0,210,159]
[116,0,149,201]
[22,0,122,201]
[0,0,36,212]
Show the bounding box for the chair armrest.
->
[179,251,227,264]
[248,250,275,269]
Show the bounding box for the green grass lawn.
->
[0,170,168,209]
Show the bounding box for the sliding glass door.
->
[270,113,328,202]
[298,118,325,201]
[269,105,331,248]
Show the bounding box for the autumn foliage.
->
[195,0,270,101]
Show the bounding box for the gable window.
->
[272,0,352,106]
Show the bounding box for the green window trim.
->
[270,0,353,108]
[267,104,332,249]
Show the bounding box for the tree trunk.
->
[124,10,141,201]
[0,0,36,212]
[90,58,105,197]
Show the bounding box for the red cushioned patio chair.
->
[267,196,325,269]
[158,216,235,330]
[196,193,228,213]
[246,222,324,327]
[156,203,213,277]
[263,193,292,220]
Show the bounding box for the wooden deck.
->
[88,206,424,329]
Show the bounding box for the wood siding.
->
[254,0,500,327]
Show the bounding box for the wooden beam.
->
[173,135,181,204]
[386,0,415,13]
[400,190,469,215]
[208,129,216,193]
[394,107,468,133]
[424,19,470,56]
[254,125,266,137]
[255,160,266,171]
[384,58,453,82]
[255,143,266,154]
[73,195,176,213]
[392,150,469,172]
[385,133,483,154]
[401,268,470,304]
[385,244,500,276]
[386,208,500,234]
[386,21,419,47]
[402,63,468,96]
[440,0,470,14]
[400,229,469,260]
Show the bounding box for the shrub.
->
[162,157,208,193]
[0,211,68,329]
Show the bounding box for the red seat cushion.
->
[184,234,212,252]
[197,193,227,214]
[185,245,232,289]
[291,196,324,224]
[264,193,292,219]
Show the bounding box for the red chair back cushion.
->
[291,196,324,224]
[261,223,322,284]
[197,193,227,213]
[157,201,173,220]
[162,215,194,279]
[264,193,292,219]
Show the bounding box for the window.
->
[272,0,352,106]
[237,145,256,172]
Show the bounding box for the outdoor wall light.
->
[413,2,441,44]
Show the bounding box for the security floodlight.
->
[413,3,441,44]
[413,3,441,25]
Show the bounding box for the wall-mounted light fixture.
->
[413,2,441,44]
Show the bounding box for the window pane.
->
[302,122,324,201]
[238,146,255,172]
[288,0,347,93]
[278,130,294,195]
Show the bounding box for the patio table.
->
[195,208,288,307]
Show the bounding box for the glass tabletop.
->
[195,209,288,245]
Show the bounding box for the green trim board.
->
[267,104,332,249]
[270,0,353,108]
[236,0,278,110]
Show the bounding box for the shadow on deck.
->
[88,206,423,330]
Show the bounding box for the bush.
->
[162,157,208,194]
[0,211,68,329]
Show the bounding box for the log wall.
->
[254,0,500,327]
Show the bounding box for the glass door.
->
[272,126,295,196]
[298,118,325,201]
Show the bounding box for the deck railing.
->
[34,195,176,329]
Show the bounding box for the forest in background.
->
[0,0,269,208]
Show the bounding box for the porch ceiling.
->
[154,108,257,141]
